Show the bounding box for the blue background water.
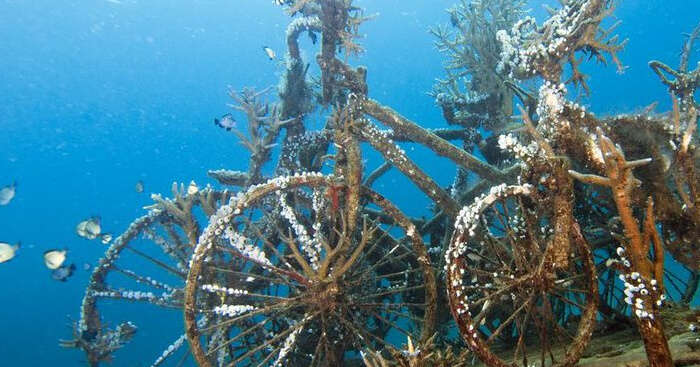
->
[0,0,698,365]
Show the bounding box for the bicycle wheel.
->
[63,186,232,366]
[446,184,597,367]
[184,173,436,366]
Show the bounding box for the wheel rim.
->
[446,184,597,367]
[184,174,436,366]
[66,188,232,366]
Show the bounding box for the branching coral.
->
[497,0,626,89]
[570,129,673,366]
[430,0,526,131]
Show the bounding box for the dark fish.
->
[135,180,144,193]
[51,263,76,282]
[308,30,317,45]
[262,46,276,60]
[214,114,236,131]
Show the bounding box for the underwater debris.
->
[0,181,16,205]
[67,1,698,366]
[134,180,144,193]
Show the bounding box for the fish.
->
[262,46,276,60]
[308,30,317,45]
[51,263,76,282]
[76,216,110,242]
[83,262,92,271]
[214,113,236,131]
[0,242,20,263]
[135,180,144,193]
[187,180,199,196]
[0,181,17,206]
[44,249,67,270]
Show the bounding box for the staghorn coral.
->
[430,0,526,131]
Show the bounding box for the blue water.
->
[0,0,698,365]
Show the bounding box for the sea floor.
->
[466,305,700,367]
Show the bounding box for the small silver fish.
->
[76,216,104,240]
[135,180,144,193]
[51,263,76,282]
[214,114,236,131]
[187,180,199,196]
[0,181,16,206]
[262,46,276,60]
[0,242,20,263]
[44,249,68,270]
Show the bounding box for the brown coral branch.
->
[569,129,673,367]
[644,199,666,294]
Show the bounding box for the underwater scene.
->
[1,0,699,366]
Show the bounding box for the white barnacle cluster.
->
[585,132,605,165]
[223,227,273,267]
[615,246,632,269]
[201,283,249,296]
[91,290,156,301]
[362,124,412,168]
[120,290,156,301]
[272,321,306,366]
[497,3,590,78]
[191,198,241,268]
[616,251,665,321]
[286,15,321,39]
[212,304,256,318]
[497,133,543,164]
[450,183,533,256]
[98,212,157,272]
[278,192,321,269]
[536,82,567,121]
[445,184,534,336]
[91,290,120,298]
[495,17,537,76]
[150,334,186,367]
[120,268,176,293]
